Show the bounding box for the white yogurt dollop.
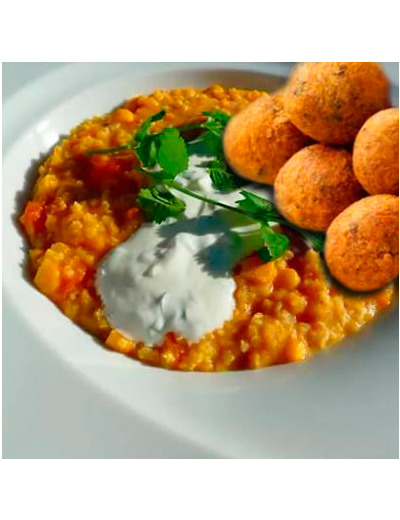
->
[96,155,272,346]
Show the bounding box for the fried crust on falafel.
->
[285,62,390,144]
[223,94,310,184]
[325,195,399,291]
[274,144,364,231]
[353,107,399,195]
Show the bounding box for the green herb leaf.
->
[88,109,324,262]
[135,110,166,143]
[208,158,246,192]
[148,169,177,184]
[135,135,159,168]
[203,121,226,134]
[156,128,189,176]
[136,186,186,224]
[202,111,231,125]
[237,191,325,250]
[258,225,290,261]
[87,110,166,157]
[202,130,223,156]
[236,190,280,221]
[200,111,231,156]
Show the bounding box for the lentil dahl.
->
[20,86,395,371]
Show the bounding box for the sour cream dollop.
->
[96,156,272,346]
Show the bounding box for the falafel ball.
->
[353,107,399,195]
[223,94,310,185]
[285,62,391,145]
[325,195,399,291]
[274,144,364,231]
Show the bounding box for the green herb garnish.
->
[156,128,189,175]
[201,112,228,156]
[135,110,166,142]
[236,190,325,251]
[136,185,186,224]
[87,110,325,261]
[258,225,291,262]
[236,190,280,221]
[208,158,247,192]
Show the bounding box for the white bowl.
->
[3,63,398,458]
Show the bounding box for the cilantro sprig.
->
[258,225,290,263]
[137,185,186,224]
[87,110,324,262]
[208,158,247,192]
[200,111,247,191]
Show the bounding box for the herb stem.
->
[169,182,250,217]
[87,109,324,255]
[134,165,253,219]
[87,144,130,156]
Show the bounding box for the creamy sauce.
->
[96,156,272,346]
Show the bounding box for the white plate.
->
[3,63,399,458]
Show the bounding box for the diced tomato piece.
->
[124,207,141,221]
[21,201,47,235]
[58,265,88,297]
[89,157,122,185]
[86,155,140,189]
[162,333,188,365]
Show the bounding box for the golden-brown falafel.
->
[285,62,391,144]
[353,107,399,195]
[274,144,364,231]
[325,195,399,291]
[223,94,310,184]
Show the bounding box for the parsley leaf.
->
[86,110,166,158]
[157,128,189,176]
[135,135,159,168]
[202,111,230,125]
[208,158,246,192]
[258,225,290,262]
[237,190,325,251]
[201,110,231,156]
[134,110,166,143]
[202,130,223,156]
[178,111,231,149]
[199,112,245,192]
[133,110,167,166]
[148,170,177,184]
[88,109,325,263]
[236,190,280,221]
[136,186,186,224]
